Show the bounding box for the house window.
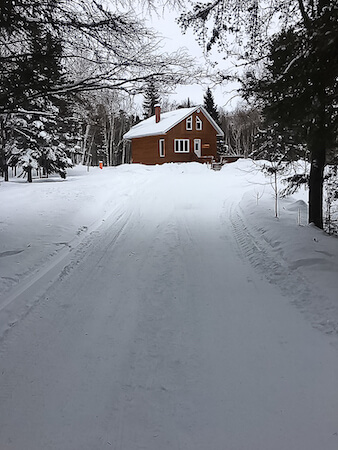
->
[159,139,165,157]
[174,139,190,153]
[186,116,193,130]
[196,116,202,130]
[194,139,201,157]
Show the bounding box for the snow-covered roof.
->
[123,105,224,139]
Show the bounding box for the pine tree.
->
[142,79,161,118]
[179,0,338,228]
[0,0,63,113]
[6,103,73,182]
[244,13,338,228]
[203,88,219,124]
[0,0,65,180]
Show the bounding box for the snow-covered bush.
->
[1,108,74,182]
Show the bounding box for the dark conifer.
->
[244,11,338,228]
[203,88,219,124]
[179,0,338,229]
[142,79,161,118]
[0,0,63,113]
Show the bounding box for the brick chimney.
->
[155,104,161,123]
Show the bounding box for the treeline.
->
[198,84,337,235]
[179,0,338,231]
[0,0,194,181]
[73,92,137,168]
[0,91,140,182]
[218,105,337,235]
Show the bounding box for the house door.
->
[194,139,201,158]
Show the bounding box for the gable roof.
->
[123,105,224,139]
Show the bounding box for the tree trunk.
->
[109,115,115,166]
[4,164,9,182]
[81,124,91,165]
[27,167,32,183]
[308,126,326,228]
[122,140,126,165]
[103,118,109,166]
[274,170,278,218]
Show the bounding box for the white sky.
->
[143,7,242,111]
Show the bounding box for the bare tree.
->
[218,107,261,157]
[1,0,197,113]
[1,0,199,179]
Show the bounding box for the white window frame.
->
[194,139,201,157]
[196,116,203,130]
[159,139,165,157]
[174,139,190,153]
[186,116,193,130]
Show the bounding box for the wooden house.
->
[123,105,224,165]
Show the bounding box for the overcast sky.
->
[144,8,241,111]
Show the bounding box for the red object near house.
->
[123,105,224,165]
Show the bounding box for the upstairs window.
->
[186,116,193,130]
[174,139,189,153]
[196,116,202,130]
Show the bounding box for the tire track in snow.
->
[1,169,338,450]
[0,205,140,450]
[229,203,338,339]
[0,204,132,341]
[112,215,197,450]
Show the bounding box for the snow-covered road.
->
[1,164,338,449]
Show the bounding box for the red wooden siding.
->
[131,110,218,165]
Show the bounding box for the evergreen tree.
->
[203,88,219,124]
[142,79,161,118]
[244,13,338,228]
[6,103,73,182]
[0,0,63,113]
[1,0,194,114]
[252,120,308,162]
[1,1,196,180]
[179,0,338,229]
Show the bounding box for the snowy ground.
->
[1,161,338,449]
